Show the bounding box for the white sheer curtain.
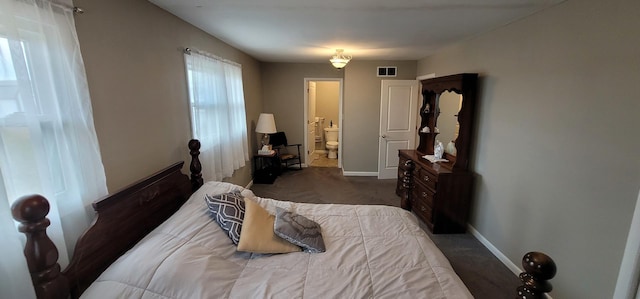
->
[185,50,249,181]
[0,0,108,298]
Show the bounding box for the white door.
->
[306,82,317,165]
[378,80,419,179]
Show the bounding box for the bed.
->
[11,139,556,299]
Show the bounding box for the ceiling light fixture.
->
[329,49,352,69]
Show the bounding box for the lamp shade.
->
[256,113,277,133]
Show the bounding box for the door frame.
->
[303,78,344,168]
[613,187,640,298]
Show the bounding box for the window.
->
[184,49,249,181]
[0,35,65,201]
[0,1,107,298]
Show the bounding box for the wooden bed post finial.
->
[11,194,69,299]
[189,139,203,191]
[516,251,557,299]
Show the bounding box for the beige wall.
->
[74,0,262,191]
[417,0,640,297]
[343,61,417,172]
[261,63,343,162]
[315,81,340,129]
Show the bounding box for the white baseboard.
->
[342,171,378,176]
[467,225,521,275]
[467,225,554,299]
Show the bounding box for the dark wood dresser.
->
[398,150,473,233]
[396,73,478,234]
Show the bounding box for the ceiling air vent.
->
[377,66,397,77]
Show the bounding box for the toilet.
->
[324,126,339,159]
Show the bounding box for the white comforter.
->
[82,181,472,299]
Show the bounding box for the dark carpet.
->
[250,167,520,299]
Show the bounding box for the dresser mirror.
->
[417,73,478,171]
[436,91,463,156]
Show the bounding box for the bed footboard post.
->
[11,195,69,299]
[400,159,414,210]
[189,139,204,191]
[515,251,556,299]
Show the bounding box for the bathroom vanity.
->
[396,73,478,234]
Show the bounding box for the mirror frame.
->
[417,73,478,171]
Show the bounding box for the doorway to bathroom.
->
[304,78,343,169]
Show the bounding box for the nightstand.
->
[253,153,281,184]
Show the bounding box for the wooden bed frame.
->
[10,139,556,299]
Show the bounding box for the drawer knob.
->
[420,206,427,212]
[424,176,429,181]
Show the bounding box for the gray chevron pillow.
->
[205,191,245,245]
[274,207,325,253]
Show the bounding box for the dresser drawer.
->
[398,154,408,168]
[414,165,437,190]
[412,185,434,208]
[397,167,406,179]
[398,155,413,171]
[414,196,433,224]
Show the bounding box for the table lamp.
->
[256,113,277,148]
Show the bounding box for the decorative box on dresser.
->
[396,73,478,234]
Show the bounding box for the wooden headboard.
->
[11,139,203,298]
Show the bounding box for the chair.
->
[269,132,302,170]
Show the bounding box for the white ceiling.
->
[149,0,565,63]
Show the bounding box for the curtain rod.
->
[26,0,85,14]
[184,47,241,68]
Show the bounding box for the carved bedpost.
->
[11,195,69,299]
[516,251,557,299]
[189,139,204,191]
[400,160,414,210]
